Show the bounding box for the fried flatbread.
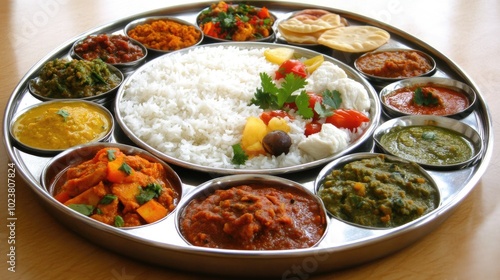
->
[279,13,345,34]
[317,25,390,52]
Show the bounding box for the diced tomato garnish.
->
[325,109,370,130]
[260,110,292,125]
[257,7,270,19]
[275,59,307,80]
[304,122,322,136]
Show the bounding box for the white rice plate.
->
[118,45,371,169]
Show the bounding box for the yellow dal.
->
[13,102,111,150]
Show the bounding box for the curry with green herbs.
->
[53,147,179,227]
[318,155,439,228]
[30,58,121,98]
[380,125,474,166]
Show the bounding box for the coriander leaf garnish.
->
[118,162,133,175]
[136,183,163,205]
[314,102,333,118]
[56,109,70,121]
[322,89,342,109]
[107,149,116,161]
[231,143,248,165]
[114,215,125,227]
[68,204,94,216]
[99,194,117,205]
[413,87,440,106]
[250,73,279,109]
[295,91,314,119]
[278,73,308,107]
[250,72,307,110]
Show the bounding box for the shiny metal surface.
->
[1,1,493,277]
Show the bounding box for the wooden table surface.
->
[1,0,498,279]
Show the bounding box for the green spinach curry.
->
[31,58,121,98]
[318,155,439,228]
[380,125,474,166]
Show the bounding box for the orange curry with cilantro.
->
[54,147,179,227]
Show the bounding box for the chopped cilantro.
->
[99,194,117,205]
[114,215,125,227]
[231,143,248,165]
[56,109,70,121]
[107,149,116,161]
[136,183,163,205]
[68,204,94,216]
[413,87,440,106]
[295,91,314,119]
[322,89,342,109]
[119,162,133,175]
[313,89,342,118]
[250,72,307,114]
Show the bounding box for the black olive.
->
[262,130,292,156]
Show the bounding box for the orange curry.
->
[54,147,178,227]
[180,184,326,250]
[356,50,433,78]
[383,85,470,116]
[127,19,201,51]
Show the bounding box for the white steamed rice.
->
[118,45,370,169]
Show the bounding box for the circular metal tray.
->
[2,1,493,278]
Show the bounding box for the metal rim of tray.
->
[2,1,493,278]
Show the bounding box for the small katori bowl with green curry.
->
[315,153,441,229]
[9,99,114,156]
[28,58,123,105]
[373,115,483,170]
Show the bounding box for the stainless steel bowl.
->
[175,174,329,250]
[379,76,477,119]
[196,4,276,42]
[314,152,441,229]
[28,59,123,105]
[124,16,203,54]
[373,115,483,170]
[354,48,436,85]
[71,33,148,71]
[40,142,183,229]
[9,99,114,156]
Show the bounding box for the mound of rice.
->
[118,45,370,169]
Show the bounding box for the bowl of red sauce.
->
[354,48,436,85]
[124,16,203,54]
[379,77,477,119]
[72,33,147,70]
[175,174,329,250]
